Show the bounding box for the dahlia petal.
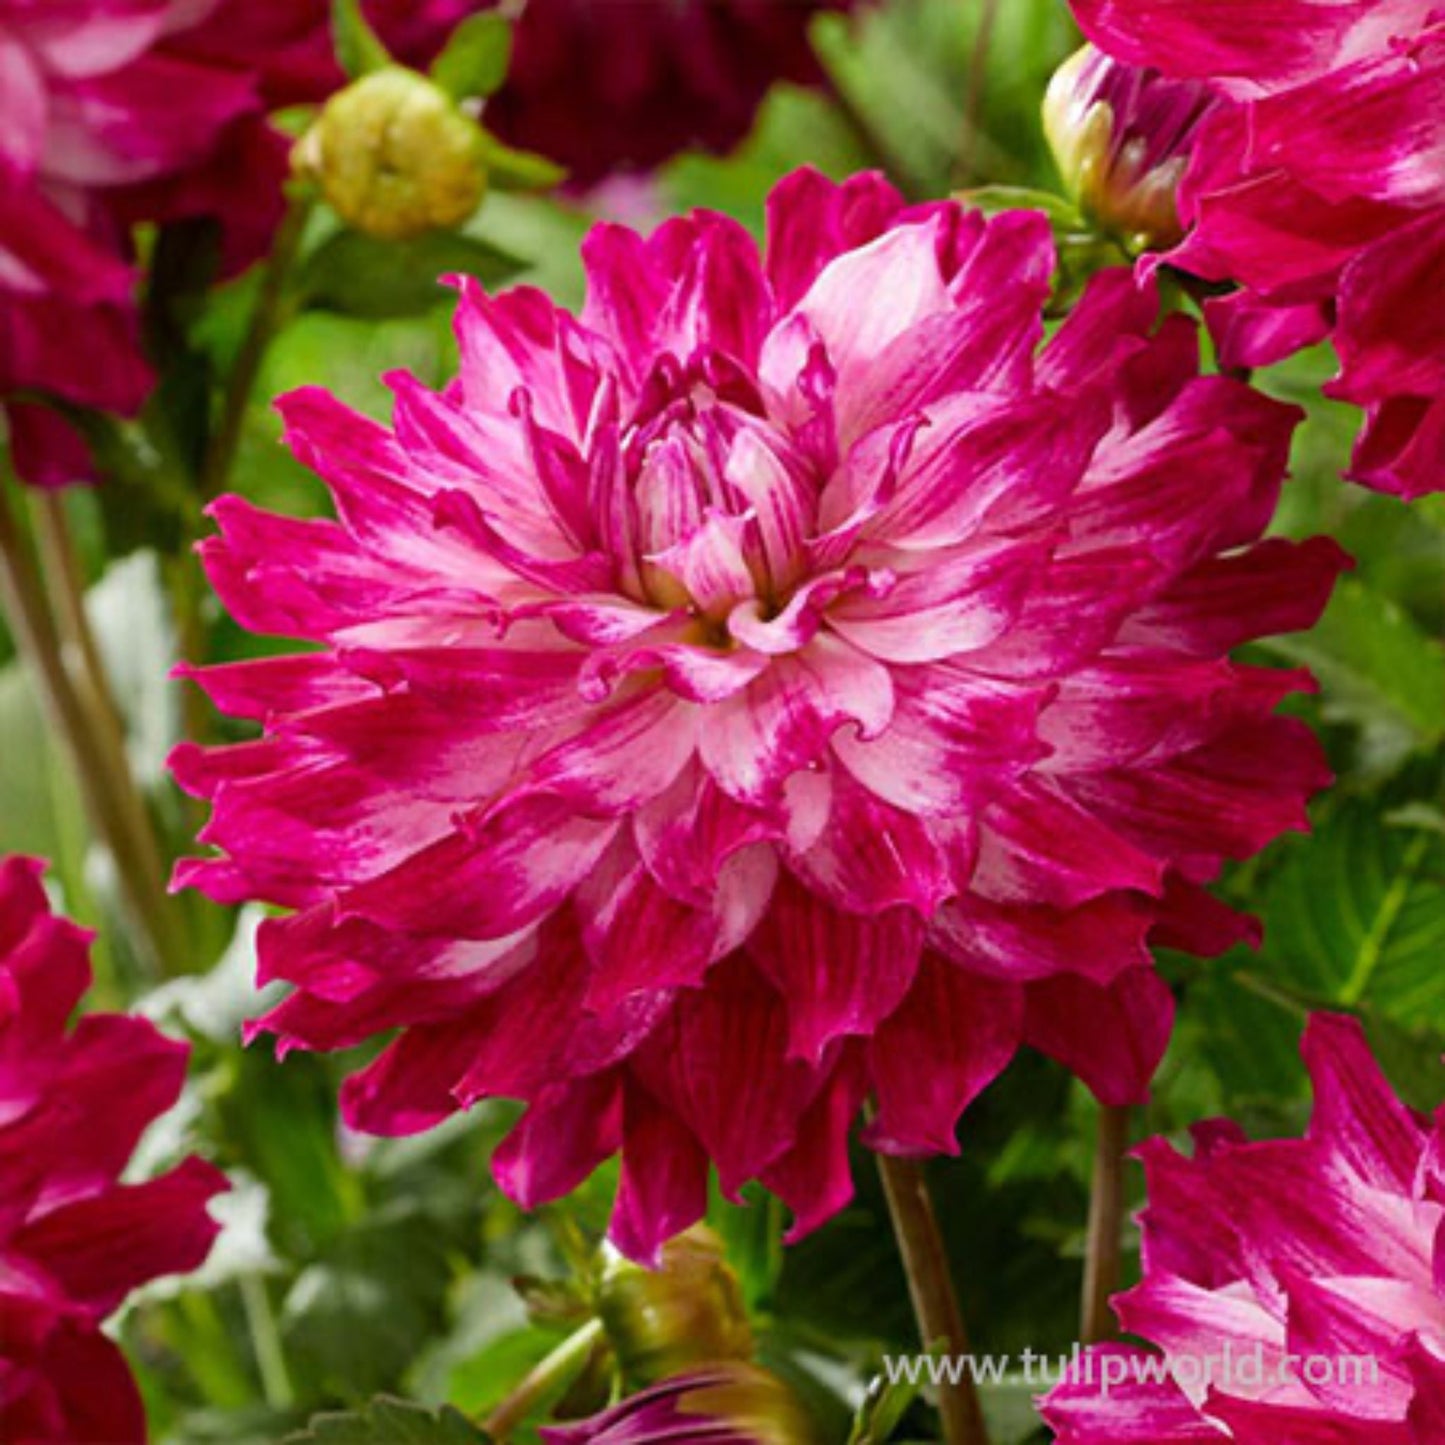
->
[609,1086,710,1266]
[1040,1346,1221,1443]
[493,1074,624,1212]
[636,960,824,1199]
[763,1049,869,1242]
[1204,290,1332,371]
[1303,1015,1429,1196]
[748,874,923,1063]
[1024,967,1174,1107]
[864,954,1022,1156]
[764,167,907,312]
[791,768,955,916]
[17,1325,148,1445]
[648,510,757,616]
[14,1156,226,1317]
[340,796,618,940]
[1120,538,1350,655]
[576,837,722,1009]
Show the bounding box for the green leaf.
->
[300,229,526,319]
[847,1369,923,1445]
[1243,798,1445,1028]
[481,134,567,193]
[1264,576,1445,778]
[286,1397,489,1444]
[431,14,513,100]
[330,0,392,79]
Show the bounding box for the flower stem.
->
[1081,1103,1132,1345]
[875,1153,991,1445]
[483,1318,605,1441]
[0,483,183,975]
[199,192,313,502]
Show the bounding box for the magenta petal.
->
[1025,967,1174,1107]
[493,1073,624,1211]
[864,954,1022,1156]
[609,1085,710,1266]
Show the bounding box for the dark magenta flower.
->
[0,0,284,485]
[183,0,865,185]
[1042,1015,1445,1443]
[174,170,1344,1262]
[1070,0,1445,498]
[0,857,227,1443]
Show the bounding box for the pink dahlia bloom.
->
[0,0,280,485]
[541,1365,815,1444]
[174,169,1345,1263]
[1041,1014,1445,1443]
[1069,0,1445,499]
[0,856,227,1443]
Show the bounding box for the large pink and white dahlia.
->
[0,0,280,485]
[0,856,227,1442]
[1042,1014,1445,1443]
[175,170,1345,1262]
[1069,0,1445,499]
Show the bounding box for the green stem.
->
[200,193,313,501]
[240,1273,296,1410]
[483,1319,605,1441]
[0,482,182,975]
[1081,1104,1132,1346]
[875,1153,991,1445]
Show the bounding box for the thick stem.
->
[876,1153,991,1445]
[1081,1103,1132,1345]
[483,1319,605,1442]
[0,486,182,974]
[199,193,313,501]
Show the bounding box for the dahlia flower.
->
[1069,1,1445,499]
[0,856,227,1442]
[541,1365,817,1445]
[1042,1014,1445,1443]
[175,169,1345,1263]
[0,0,280,485]
[184,0,864,185]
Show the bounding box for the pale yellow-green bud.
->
[297,67,488,240]
[596,1227,754,1386]
[1043,45,1218,254]
[666,1363,822,1445]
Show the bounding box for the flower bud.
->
[596,1227,753,1386]
[543,1364,821,1445]
[297,67,488,240]
[1043,45,1218,253]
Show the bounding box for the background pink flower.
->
[0,856,227,1443]
[1069,0,1445,499]
[1042,1014,1445,1443]
[0,0,282,485]
[175,169,1344,1264]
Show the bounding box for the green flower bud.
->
[297,67,488,240]
[596,1227,753,1386]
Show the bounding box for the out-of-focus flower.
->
[175,168,1345,1263]
[182,0,867,186]
[542,1364,819,1445]
[1070,0,1445,498]
[1044,46,1220,253]
[0,0,282,485]
[0,856,227,1443]
[295,67,489,240]
[1042,1014,1445,1443]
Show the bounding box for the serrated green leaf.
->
[286,1396,489,1443]
[1264,576,1445,777]
[431,14,513,100]
[1242,800,1445,1028]
[330,0,392,79]
[301,229,525,319]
